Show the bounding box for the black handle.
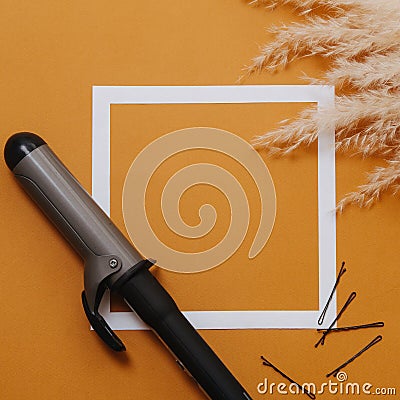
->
[117,268,252,400]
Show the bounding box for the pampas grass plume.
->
[247,0,400,209]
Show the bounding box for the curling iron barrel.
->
[4,132,253,400]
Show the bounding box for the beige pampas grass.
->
[318,53,400,89]
[247,0,400,209]
[336,156,400,211]
[249,0,352,13]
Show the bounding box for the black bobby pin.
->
[318,261,347,325]
[315,291,357,348]
[326,335,382,378]
[318,321,384,335]
[261,356,316,399]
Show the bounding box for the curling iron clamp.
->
[4,132,252,400]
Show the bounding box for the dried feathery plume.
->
[249,0,400,14]
[249,0,352,13]
[247,0,400,209]
[336,155,400,211]
[253,107,319,154]
[246,15,400,74]
[255,91,400,156]
[313,53,400,89]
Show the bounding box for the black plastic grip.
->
[81,291,126,352]
[118,268,252,400]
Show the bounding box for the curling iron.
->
[4,132,252,400]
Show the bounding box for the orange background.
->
[0,1,399,399]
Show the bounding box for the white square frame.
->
[92,85,336,330]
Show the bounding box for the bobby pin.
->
[318,261,347,325]
[315,291,357,348]
[318,321,384,336]
[261,356,316,399]
[326,335,382,378]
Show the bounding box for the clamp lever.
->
[81,254,125,351]
[81,256,155,351]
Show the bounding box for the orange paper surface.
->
[0,2,398,399]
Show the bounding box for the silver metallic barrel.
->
[5,133,143,287]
